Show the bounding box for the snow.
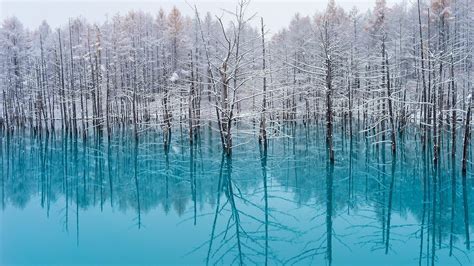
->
[169,72,179,82]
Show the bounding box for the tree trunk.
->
[259,17,268,149]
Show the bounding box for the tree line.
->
[1,0,473,163]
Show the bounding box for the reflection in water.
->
[259,143,269,266]
[326,160,334,265]
[0,125,473,265]
[463,161,471,252]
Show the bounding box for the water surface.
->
[1,126,473,265]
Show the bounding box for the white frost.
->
[169,72,179,82]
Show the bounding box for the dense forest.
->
[1,0,473,162]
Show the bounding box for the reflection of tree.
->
[203,155,249,265]
[190,144,197,225]
[461,160,470,251]
[1,128,473,264]
[449,152,456,256]
[205,155,224,265]
[107,140,113,208]
[278,127,473,264]
[326,161,334,265]
[1,134,8,210]
[62,133,69,232]
[419,145,429,266]
[6,135,35,209]
[260,143,269,265]
[133,140,141,229]
[384,152,396,254]
[195,146,297,265]
[286,146,335,265]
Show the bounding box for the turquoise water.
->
[1,126,473,265]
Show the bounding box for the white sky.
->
[1,0,403,34]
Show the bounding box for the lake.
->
[1,125,473,265]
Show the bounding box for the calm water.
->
[1,126,473,265]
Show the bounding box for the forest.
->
[0,0,472,162]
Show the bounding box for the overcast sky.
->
[1,0,404,34]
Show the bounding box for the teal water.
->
[1,126,473,265]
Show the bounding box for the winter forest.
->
[1,0,473,265]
